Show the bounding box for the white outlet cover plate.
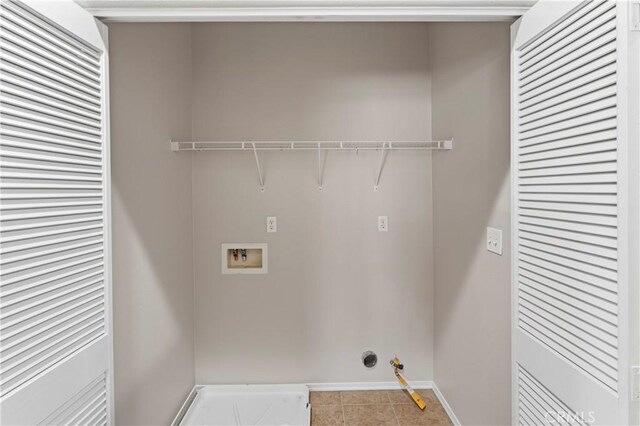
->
[267,216,277,233]
[487,227,502,255]
[378,216,388,232]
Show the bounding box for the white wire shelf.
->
[170,140,453,151]
[169,139,453,192]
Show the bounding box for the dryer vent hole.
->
[362,351,377,368]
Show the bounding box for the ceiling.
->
[76,0,537,22]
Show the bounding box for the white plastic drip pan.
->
[180,385,310,426]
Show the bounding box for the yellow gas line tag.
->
[391,357,426,410]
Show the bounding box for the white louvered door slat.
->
[512,1,639,425]
[0,1,112,425]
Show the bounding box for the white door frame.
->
[73,0,535,22]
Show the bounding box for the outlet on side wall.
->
[486,227,503,255]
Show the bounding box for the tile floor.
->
[310,389,453,426]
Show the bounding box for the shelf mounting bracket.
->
[317,142,324,192]
[252,142,265,192]
[374,142,388,192]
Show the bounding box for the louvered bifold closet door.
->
[512,0,634,424]
[0,1,111,425]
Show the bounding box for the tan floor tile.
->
[387,390,439,406]
[311,391,342,405]
[312,404,345,425]
[387,390,415,405]
[417,389,440,408]
[343,404,398,425]
[341,390,390,405]
[392,403,452,426]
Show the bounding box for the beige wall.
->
[191,23,435,383]
[109,23,195,425]
[107,21,513,424]
[430,23,512,425]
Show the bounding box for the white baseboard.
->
[170,385,199,426]
[432,383,461,426]
[307,380,433,391]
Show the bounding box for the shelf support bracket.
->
[252,142,265,192]
[317,142,324,192]
[374,142,387,192]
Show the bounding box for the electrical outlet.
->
[378,216,388,232]
[632,366,640,401]
[487,227,502,255]
[267,216,277,233]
